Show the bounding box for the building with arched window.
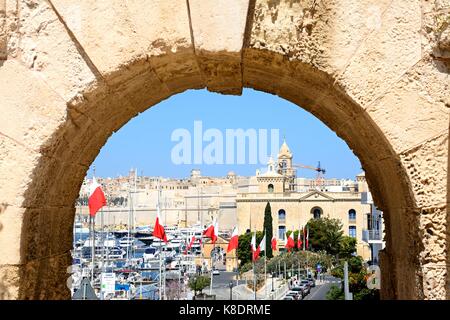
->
[236,139,379,261]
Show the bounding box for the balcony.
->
[362,229,383,242]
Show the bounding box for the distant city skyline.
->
[87,89,363,180]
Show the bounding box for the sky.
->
[87,89,362,180]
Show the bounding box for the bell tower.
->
[277,138,296,191]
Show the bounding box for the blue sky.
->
[87,89,362,179]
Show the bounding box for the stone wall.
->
[0,0,448,299]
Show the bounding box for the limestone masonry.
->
[0,0,449,300]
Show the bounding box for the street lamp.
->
[229,282,233,300]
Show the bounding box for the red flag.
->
[271,236,277,251]
[153,216,168,243]
[153,183,167,243]
[227,227,239,253]
[188,235,196,250]
[285,231,295,251]
[251,232,260,261]
[184,235,196,254]
[297,229,303,249]
[203,220,218,244]
[88,177,106,217]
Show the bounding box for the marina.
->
[71,219,210,300]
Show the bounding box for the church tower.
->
[257,156,285,193]
[277,139,296,191]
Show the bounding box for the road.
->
[209,271,283,300]
[206,271,342,300]
[303,275,342,300]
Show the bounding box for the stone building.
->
[77,168,242,230]
[236,140,376,261]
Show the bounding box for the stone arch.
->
[0,0,448,300]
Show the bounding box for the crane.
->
[292,161,326,188]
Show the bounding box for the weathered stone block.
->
[0,60,67,148]
[400,133,448,209]
[0,205,23,265]
[16,0,98,101]
[189,0,250,93]
[365,59,449,155]
[337,0,422,106]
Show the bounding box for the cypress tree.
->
[263,202,273,258]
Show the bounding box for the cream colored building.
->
[76,169,243,230]
[236,140,375,261]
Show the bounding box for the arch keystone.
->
[188,0,251,94]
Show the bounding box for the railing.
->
[362,229,382,241]
[265,279,288,300]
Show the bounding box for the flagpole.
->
[253,230,257,301]
[264,247,267,299]
[159,243,162,300]
[209,240,214,296]
[303,226,306,251]
[87,174,106,298]
[91,170,96,287]
[235,249,239,287]
[100,207,104,300]
[253,258,257,300]
[157,180,162,300]
[163,241,167,300]
[209,217,218,296]
[91,215,96,289]
[264,229,267,299]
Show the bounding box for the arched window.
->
[348,209,356,221]
[278,209,286,223]
[268,184,274,193]
[311,207,322,219]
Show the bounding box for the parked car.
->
[212,269,220,275]
[285,290,302,300]
[307,277,316,288]
[283,295,295,300]
[298,280,311,295]
[290,286,306,298]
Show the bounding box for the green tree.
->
[237,231,264,266]
[339,236,357,258]
[188,275,211,296]
[263,202,273,258]
[329,256,379,300]
[326,285,344,300]
[306,217,344,255]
